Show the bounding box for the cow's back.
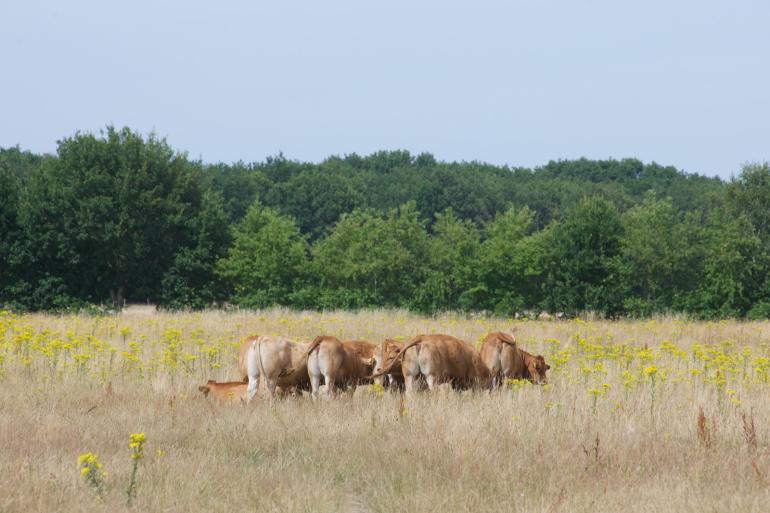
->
[252,336,310,390]
[431,334,490,387]
[344,340,375,360]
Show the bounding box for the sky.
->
[1,0,768,179]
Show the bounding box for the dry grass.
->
[1,309,769,512]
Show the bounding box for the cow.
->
[245,335,310,402]
[306,336,376,398]
[479,331,550,386]
[198,380,248,404]
[237,337,253,381]
[374,334,490,393]
[372,339,405,390]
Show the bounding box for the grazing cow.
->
[198,380,248,404]
[372,339,405,389]
[306,336,376,398]
[237,337,253,381]
[245,336,310,402]
[479,331,550,386]
[375,334,490,393]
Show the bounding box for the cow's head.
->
[527,355,550,385]
[361,356,375,374]
[198,384,211,396]
[372,340,401,383]
[371,345,386,385]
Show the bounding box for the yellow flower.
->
[129,432,146,459]
[588,387,604,397]
[129,433,146,444]
[644,365,658,377]
[78,452,105,485]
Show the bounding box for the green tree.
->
[686,210,762,318]
[413,209,481,312]
[472,206,548,315]
[312,202,429,308]
[1,147,56,307]
[726,163,770,246]
[15,127,227,309]
[215,199,308,308]
[617,193,704,316]
[160,189,232,309]
[265,170,363,240]
[544,196,624,316]
[0,152,21,304]
[207,162,271,223]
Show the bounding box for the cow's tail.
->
[498,331,517,347]
[246,337,264,402]
[306,336,325,357]
[370,335,423,379]
[257,337,267,381]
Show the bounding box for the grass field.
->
[1,309,769,512]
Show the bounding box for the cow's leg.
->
[309,374,321,400]
[425,374,437,391]
[323,372,335,398]
[404,375,417,395]
[501,370,512,388]
[266,378,278,398]
[307,352,322,400]
[402,349,421,396]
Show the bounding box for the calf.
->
[198,380,248,404]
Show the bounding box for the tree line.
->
[1,126,768,318]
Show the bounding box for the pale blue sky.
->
[2,0,768,178]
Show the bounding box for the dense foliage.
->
[1,127,767,318]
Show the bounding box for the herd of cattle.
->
[197,331,551,403]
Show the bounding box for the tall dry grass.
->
[1,309,769,512]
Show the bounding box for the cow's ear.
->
[546,364,551,370]
[198,385,210,395]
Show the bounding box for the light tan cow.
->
[245,336,310,402]
[306,336,376,398]
[237,337,253,381]
[198,380,248,404]
[375,334,491,392]
[479,331,550,386]
[372,339,404,389]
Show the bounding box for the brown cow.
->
[306,336,376,398]
[198,380,248,404]
[245,335,310,401]
[372,339,405,389]
[479,331,550,386]
[375,334,490,393]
